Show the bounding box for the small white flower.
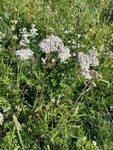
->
[15,48,33,60]
[30,28,38,36]
[13,35,18,40]
[72,45,77,49]
[76,34,81,38]
[19,37,30,46]
[41,58,46,64]
[31,24,35,28]
[76,43,80,48]
[30,24,38,36]
[0,32,5,41]
[11,20,18,24]
[11,26,15,31]
[58,46,71,62]
[20,26,38,38]
[72,53,76,57]
[110,106,113,110]
[20,28,27,34]
[64,30,70,34]
[92,140,97,146]
[52,59,55,63]
[72,40,76,44]
[20,28,31,38]
[15,20,18,24]
[0,113,4,125]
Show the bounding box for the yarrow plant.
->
[78,50,100,79]
[19,24,38,47]
[39,35,71,62]
[15,48,34,60]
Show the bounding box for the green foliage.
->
[0,0,113,149]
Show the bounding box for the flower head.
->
[39,35,64,54]
[15,48,33,60]
[39,35,71,62]
[58,46,71,62]
[78,50,100,80]
[88,50,99,66]
[78,52,91,71]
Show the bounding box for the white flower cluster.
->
[58,46,71,62]
[15,48,33,60]
[30,24,38,37]
[78,50,99,80]
[39,35,71,62]
[39,35,64,53]
[19,24,38,47]
[0,32,5,42]
[88,50,99,66]
[0,113,4,125]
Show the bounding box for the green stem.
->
[17,130,25,150]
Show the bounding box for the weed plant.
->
[0,0,113,149]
